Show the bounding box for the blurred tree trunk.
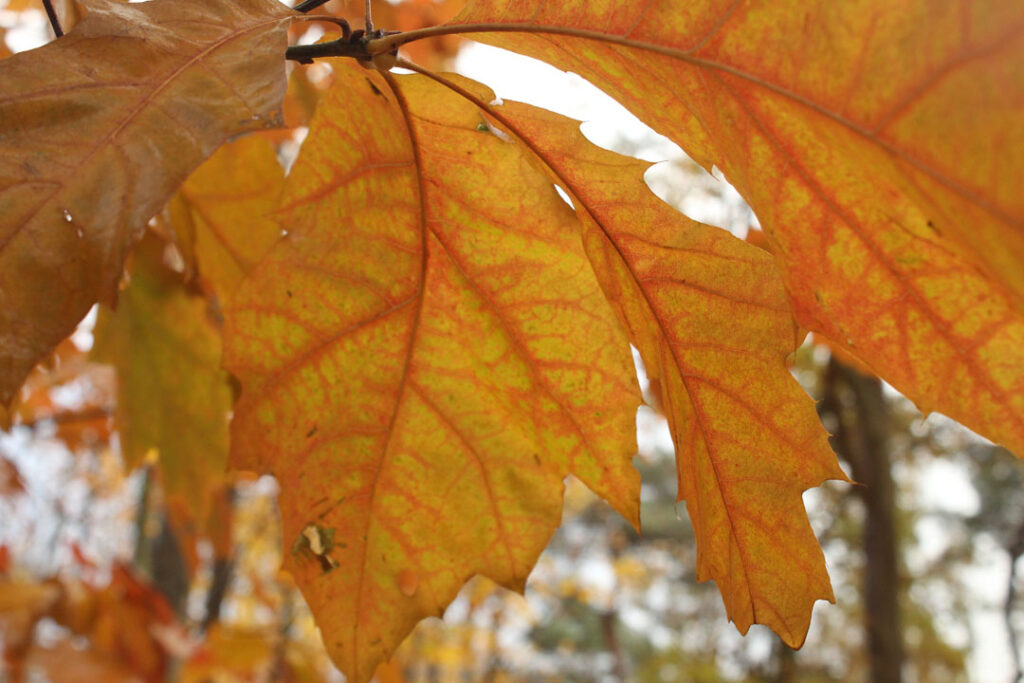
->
[823,358,904,683]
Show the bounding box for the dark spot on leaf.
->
[317,554,337,573]
[533,453,541,465]
[286,289,293,298]
[306,425,318,437]
[366,77,383,97]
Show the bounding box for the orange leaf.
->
[92,565,175,682]
[456,89,846,646]
[0,0,293,405]
[448,0,1024,454]
[26,639,139,683]
[1,338,115,448]
[0,455,24,497]
[224,64,641,681]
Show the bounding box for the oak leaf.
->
[0,0,293,404]
[224,63,642,680]
[424,76,846,646]
[448,0,1024,455]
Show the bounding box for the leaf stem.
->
[365,0,373,35]
[292,0,331,13]
[41,0,63,37]
[285,21,399,64]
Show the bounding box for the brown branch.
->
[284,21,399,64]
[201,558,234,631]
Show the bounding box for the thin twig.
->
[41,0,63,37]
[292,0,331,13]
[364,0,373,34]
[284,21,399,64]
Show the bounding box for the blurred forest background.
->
[2,0,1022,680]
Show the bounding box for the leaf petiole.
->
[285,20,399,65]
[292,0,331,13]
[41,0,63,37]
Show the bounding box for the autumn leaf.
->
[224,63,642,680]
[0,0,293,405]
[166,135,285,302]
[93,236,233,517]
[410,71,846,646]
[438,0,1024,455]
[27,640,140,683]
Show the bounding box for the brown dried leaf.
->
[0,0,293,404]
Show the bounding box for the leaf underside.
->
[0,0,292,404]
[480,97,846,646]
[226,56,849,677]
[225,63,643,681]
[452,0,1024,455]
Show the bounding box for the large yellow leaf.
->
[167,135,285,302]
[442,0,1024,454]
[224,64,641,681]
[416,72,845,646]
[0,0,293,404]
[92,236,233,517]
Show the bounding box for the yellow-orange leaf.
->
[92,236,233,517]
[167,135,285,302]
[453,88,846,645]
[450,0,1024,455]
[224,65,641,681]
[0,0,292,405]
